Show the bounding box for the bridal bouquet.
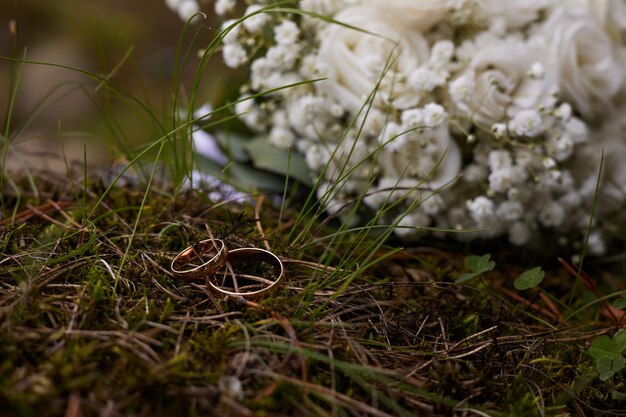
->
[168,0,626,255]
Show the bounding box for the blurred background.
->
[0,0,232,176]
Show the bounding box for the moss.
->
[0,174,624,416]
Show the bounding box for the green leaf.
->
[514,267,545,290]
[228,162,290,193]
[612,355,625,372]
[611,390,626,401]
[455,272,478,284]
[596,356,625,381]
[244,137,314,186]
[195,152,228,174]
[597,357,614,375]
[600,370,615,381]
[466,254,495,273]
[613,329,626,352]
[214,131,252,162]
[588,335,619,360]
[613,291,626,310]
[455,254,495,284]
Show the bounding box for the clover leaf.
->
[588,329,626,381]
[613,290,626,310]
[455,254,495,284]
[513,266,545,290]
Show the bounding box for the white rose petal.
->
[370,0,455,31]
[539,7,624,118]
[316,5,430,114]
[470,0,552,30]
[451,37,558,128]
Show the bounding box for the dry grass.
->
[1,169,625,417]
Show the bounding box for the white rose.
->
[559,0,626,42]
[576,109,626,214]
[370,0,455,31]
[470,0,553,30]
[316,5,431,114]
[449,37,558,128]
[539,7,624,119]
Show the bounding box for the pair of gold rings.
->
[170,239,284,299]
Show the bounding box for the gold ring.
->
[171,239,228,279]
[208,247,285,299]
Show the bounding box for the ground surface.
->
[1,171,625,417]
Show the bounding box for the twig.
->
[273,311,308,384]
[255,371,396,417]
[64,392,82,417]
[151,277,189,303]
[47,199,82,229]
[26,203,70,229]
[254,196,271,251]
[174,310,189,358]
[495,285,559,322]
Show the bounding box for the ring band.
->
[171,239,228,279]
[208,247,285,299]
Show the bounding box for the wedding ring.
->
[208,247,285,299]
[171,239,228,279]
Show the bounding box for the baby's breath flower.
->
[553,102,572,120]
[235,96,264,130]
[467,196,495,225]
[538,201,565,227]
[488,167,526,193]
[463,163,488,183]
[429,40,455,67]
[509,109,544,137]
[222,44,247,68]
[266,44,299,69]
[546,134,574,161]
[528,62,544,79]
[421,194,443,215]
[496,199,524,221]
[268,126,295,148]
[177,0,200,21]
[509,222,532,246]
[586,230,607,256]
[449,72,476,104]
[394,212,430,238]
[488,150,512,171]
[491,123,507,139]
[563,117,589,143]
[243,5,269,34]
[408,67,437,92]
[221,20,240,45]
[423,103,447,128]
[215,0,236,16]
[274,20,300,44]
[305,144,330,171]
[379,122,407,152]
[401,109,424,129]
